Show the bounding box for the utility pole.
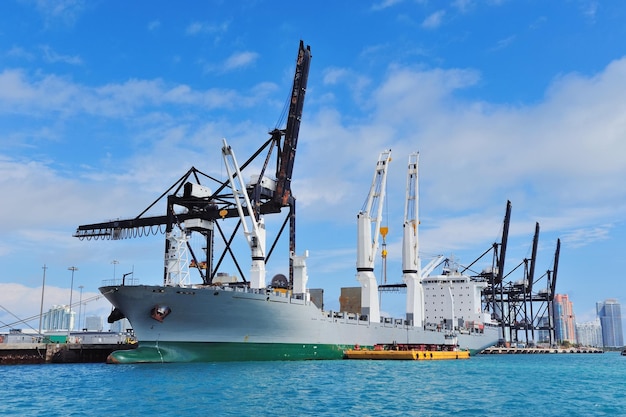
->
[67,266,78,341]
[38,264,47,339]
[78,285,84,332]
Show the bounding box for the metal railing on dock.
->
[0,342,137,365]
[481,346,603,354]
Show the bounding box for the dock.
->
[0,342,136,365]
[480,346,603,354]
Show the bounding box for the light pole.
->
[78,285,84,332]
[67,266,78,341]
[38,265,47,340]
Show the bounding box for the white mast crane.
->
[221,138,267,290]
[402,152,444,326]
[402,152,422,325]
[356,149,391,323]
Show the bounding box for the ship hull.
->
[101,285,500,363]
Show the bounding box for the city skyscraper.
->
[42,305,75,331]
[84,315,104,332]
[576,319,603,347]
[552,294,576,343]
[596,299,624,348]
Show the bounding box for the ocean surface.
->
[2,352,625,416]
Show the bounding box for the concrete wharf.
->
[481,346,603,354]
[0,342,136,364]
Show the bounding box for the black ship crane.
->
[525,222,539,342]
[543,239,560,345]
[510,235,560,346]
[504,222,540,344]
[74,41,312,289]
[470,200,511,341]
[479,205,561,347]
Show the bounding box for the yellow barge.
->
[344,344,470,360]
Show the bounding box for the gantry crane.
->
[473,201,560,345]
[74,41,312,289]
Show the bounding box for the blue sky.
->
[1,0,626,334]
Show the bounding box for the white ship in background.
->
[75,41,500,363]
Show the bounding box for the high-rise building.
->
[596,299,624,348]
[576,319,603,347]
[84,315,103,332]
[536,316,552,344]
[42,305,75,331]
[552,294,576,343]
[109,318,132,333]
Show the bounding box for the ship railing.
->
[320,311,413,328]
[425,323,442,332]
[289,296,306,305]
[380,317,407,328]
[101,278,140,286]
[322,311,365,325]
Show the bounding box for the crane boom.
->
[528,222,539,294]
[550,238,560,299]
[402,152,420,274]
[222,138,267,289]
[402,152,423,325]
[273,40,312,208]
[356,149,391,323]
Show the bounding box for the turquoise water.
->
[2,353,625,416]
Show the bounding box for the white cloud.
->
[185,21,229,36]
[371,0,405,11]
[147,20,161,31]
[323,68,352,85]
[452,0,474,13]
[580,0,599,22]
[40,45,82,65]
[489,35,516,52]
[0,69,277,120]
[6,46,36,61]
[223,51,259,71]
[560,225,611,249]
[421,10,446,29]
[32,0,88,27]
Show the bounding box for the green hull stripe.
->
[107,342,359,364]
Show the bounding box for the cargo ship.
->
[76,41,500,363]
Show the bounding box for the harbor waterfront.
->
[0,341,604,364]
[1,353,624,416]
[0,331,136,364]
